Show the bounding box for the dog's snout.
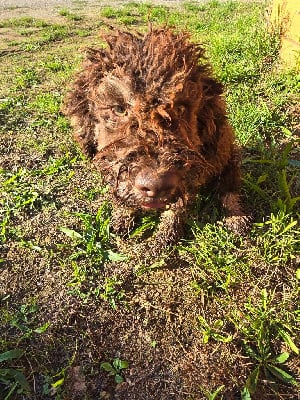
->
[134,170,179,198]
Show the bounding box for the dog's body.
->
[63,28,246,246]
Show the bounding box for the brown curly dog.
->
[63,28,247,246]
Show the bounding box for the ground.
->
[0,1,299,400]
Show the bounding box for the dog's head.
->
[63,28,229,210]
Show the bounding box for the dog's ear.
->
[62,65,97,159]
[202,77,224,97]
[196,76,229,154]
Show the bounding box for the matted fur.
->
[63,28,246,246]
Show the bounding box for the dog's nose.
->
[134,169,178,198]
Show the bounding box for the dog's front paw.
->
[110,206,135,237]
[149,207,184,248]
[129,208,184,259]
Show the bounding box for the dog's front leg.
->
[218,147,250,234]
[110,204,136,237]
[150,201,186,248]
[154,209,184,246]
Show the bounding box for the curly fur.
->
[63,28,246,246]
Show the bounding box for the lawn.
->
[0,1,299,399]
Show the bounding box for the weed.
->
[39,155,77,176]
[180,224,248,294]
[43,59,67,73]
[254,210,300,265]
[60,202,126,265]
[0,349,30,399]
[100,358,129,383]
[9,303,50,341]
[78,185,109,201]
[244,350,298,396]
[199,384,225,400]
[62,204,127,302]
[146,5,168,23]
[198,316,233,344]
[100,277,126,309]
[42,25,70,42]
[0,17,48,28]
[74,29,90,37]
[183,2,204,13]
[41,352,77,398]
[231,289,299,395]
[100,3,169,26]
[0,102,28,139]
[227,85,288,145]
[118,15,139,26]
[134,258,167,276]
[15,67,40,89]
[100,6,117,19]
[42,375,64,398]
[30,92,62,115]
[243,136,300,211]
[130,215,158,238]
[59,9,83,21]
[1,168,41,241]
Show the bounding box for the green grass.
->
[0,1,299,399]
[58,9,83,22]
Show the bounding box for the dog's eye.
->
[126,151,138,162]
[173,159,185,168]
[113,105,127,116]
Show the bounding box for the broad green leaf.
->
[214,320,224,329]
[107,250,128,262]
[60,227,82,239]
[0,369,30,391]
[241,386,251,400]
[243,344,259,360]
[266,364,298,385]
[263,366,279,392]
[130,222,155,238]
[281,127,292,137]
[100,362,116,374]
[34,322,50,334]
[0,349,23,363]
[245,366,259,394]
[203,333,209,344]
[296,269,300,280]
[113,359,129,370]
[271,352,290,364]
[213,333,233,343]
[115,374,124,384]
[278,328,299,355]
